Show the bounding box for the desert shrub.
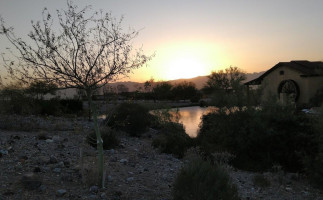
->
[197,105,317,172]
[86,126,120,150]
[149,107,181,129]
[60,99,83,114]
[35,99,61,115]
[304,108,323,189]
[152,122,193,158]
[309,88,323,107]
[106,102,151,137]
[172,157,239,200]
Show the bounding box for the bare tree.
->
[0,1,151,187]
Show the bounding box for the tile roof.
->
[245,60,323,85]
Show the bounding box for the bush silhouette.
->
[106,102,151,137]
[152,122,193,158]
[86,126,120,150]
[197,106,317,172]
[172,157,239,200]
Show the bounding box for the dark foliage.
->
[60,99,83,114]
[172,157,239,200]
[86,126,120,150]
[152,122,193,158]
[197,106,318,172]
[309,88,323,107]
[304,110,323,189]
[106,102,151,137]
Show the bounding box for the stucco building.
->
[245,60,323,107]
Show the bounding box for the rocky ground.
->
[0,115,322,200]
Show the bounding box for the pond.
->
[173,106,216,138]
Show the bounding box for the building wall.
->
[261,65,323,105]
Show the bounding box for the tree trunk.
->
[86,90,105,188]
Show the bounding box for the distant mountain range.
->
[106,72,265,92]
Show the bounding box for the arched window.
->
[278,80,300,101]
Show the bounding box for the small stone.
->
[107,175,113,182]
[39,185,47,192]
[89,185,99,194]
[56,189,67,197]
[57,161,65,168]
[126,177,134,182]
[120,159,128,164]
[106,149,115,154]
[53,168,61,173]
[49,155,58,164]
[100,192,107,199]
[45,139,54,143]
[38,156,50,164]
[0,149,9,155]
[52,135,61,142]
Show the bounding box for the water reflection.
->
[174,106,216,138]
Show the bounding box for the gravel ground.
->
[0,115,322,200]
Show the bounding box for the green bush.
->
[106,102,151,137]
[197,105,317,172]
[172,157,239,200]
[86,126,120,150]
[152,122,193,158]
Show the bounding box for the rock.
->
[57,161,65,168]
[45,139,54,143]
[56,189,67,197]
[52,135,62,142]
[0,149,9,156]
[126,177,134,182]
[20,173,42,190]
[106,149,115,154]
[38,156,50,164]
[39,185,47,192]
[100,192,107,199]
[120,159,128,164]
[53,168,61,173]
[89,185,99,194]
[107,175,113,182]
[49,155,58,164]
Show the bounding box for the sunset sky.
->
[1,0,323,82]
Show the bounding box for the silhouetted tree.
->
[144,78,154,92]
[153,81,173,100]
[0,1,151,187]
[203,66,246,107]
[27,80,57,100]
[171,81,198,101]
[117,84,129,93]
